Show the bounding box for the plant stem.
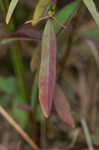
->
[0,1,6,14]
[10,41,30,101]
[30,71,39,140]
[3,0,30,102]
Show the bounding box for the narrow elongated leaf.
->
[0,28,41,45]
[6,0,19,24]
[79,29,99,38]
[30,44,41,73]
[54,84,75,128]
[31,71,39,108]
[39,19,56,117]
[11,28,42,41]
[36,104,45,121]
[32,0,51,26]
[0,1,5,13]
[83,0,99,27]
[54,0,81,33]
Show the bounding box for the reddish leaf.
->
[0,27,42,44]
[54,84,75,128]
[11,27,42,41]
[39,19,56,117]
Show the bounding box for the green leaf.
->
[0,76,29,127]
[0,0,5,13]
[80,29,99,38]
[31,71,39,108]
[91,134,99,141]
[6,0,19,24]
[54,0,81,33]
[12,95,29,127]
[0,95,10,106]
[83,0,99,27]
[32,0,51,26]
[0,77,18,95]
[36,104,45,121]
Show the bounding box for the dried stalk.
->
[86,40,99,69]
[0,106,40,150]
[86,39,99,131]
[81,116,94,150]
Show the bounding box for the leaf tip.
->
[44,112,49,118]
[5,18,9,24]
[68,119,75,128]
[42,107,50,118]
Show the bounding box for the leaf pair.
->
[39,19,75,127]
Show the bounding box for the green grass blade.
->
[83,0,99,27]
[6,0,19,24]
[80,29,99,38]
[0,0,5,13]
[32,0,51,26]
[31,71,39,108]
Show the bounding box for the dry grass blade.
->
[78,71,90,118]
[0,106,40,150]
[81,116,94,150]
[67,128,80,149]
[85,40,99,131]
[86,40,99,69]
[86,59,97,131]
